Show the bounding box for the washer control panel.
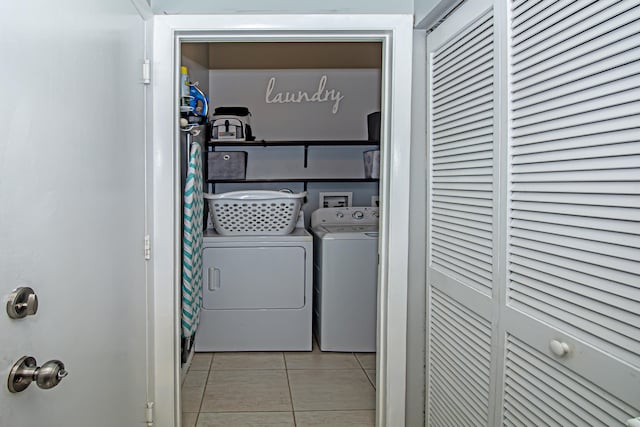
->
[311,207,379,227]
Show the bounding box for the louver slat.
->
[512,209,640,237]
[509,0,640,369]
[510,200,640,221]
[512,140,640,164]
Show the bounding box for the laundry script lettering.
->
[265,75,344,114]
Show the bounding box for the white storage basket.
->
[204,190,307,235]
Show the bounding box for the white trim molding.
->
[152,14,413,427]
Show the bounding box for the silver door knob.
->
[7,356,68,393]
[6,287,38,319]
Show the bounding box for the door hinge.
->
[142,59,151,85]
[145,401,154,426]
[144,235,151,260]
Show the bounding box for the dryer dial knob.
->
[336,212,344,219]
[352,211,364,219]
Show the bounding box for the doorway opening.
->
[178,40,382,426]
[151,15,414,427]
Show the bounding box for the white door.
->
[501,1,640,423]
[0,1,149,426]
[426,1,640,425]
[426,0,499,424]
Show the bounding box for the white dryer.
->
[311,207,379,352]
[195,220,313,352]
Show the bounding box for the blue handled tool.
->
[189,83,209,118]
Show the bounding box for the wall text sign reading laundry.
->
[265,75,345,114]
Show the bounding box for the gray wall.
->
[414,0,442,26]
[203,67,382,227]
[414,0,459,29]
[152,0,412,14]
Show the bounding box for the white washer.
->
[195,219,313,352]
[311,207,379,352]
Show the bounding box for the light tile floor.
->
[182,343,376,427]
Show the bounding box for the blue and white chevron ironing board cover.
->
[182,141,204,338]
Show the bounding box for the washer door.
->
[202,246,306,310]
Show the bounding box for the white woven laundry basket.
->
[204,190,307,235]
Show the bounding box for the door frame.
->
[151,14,413,426]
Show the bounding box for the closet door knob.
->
[549,339,570,358]
[626,417,640,427]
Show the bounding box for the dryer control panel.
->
[311,207,379,228]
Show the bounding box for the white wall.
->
[406,29,427,427]
[152,0,412,14]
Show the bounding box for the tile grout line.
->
[283,352,298,427]
[196,353,214,425]
[355,353,376,390]
[354,352,367,375]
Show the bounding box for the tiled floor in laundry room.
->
[181,341,376,427]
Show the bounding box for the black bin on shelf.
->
[207,151,247,180]
[367,111,381,142]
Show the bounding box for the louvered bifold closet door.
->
[426,0,498,425]
[503,1,640,425]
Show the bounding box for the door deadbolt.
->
[8,356,68,393]
[6,287,38,319]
